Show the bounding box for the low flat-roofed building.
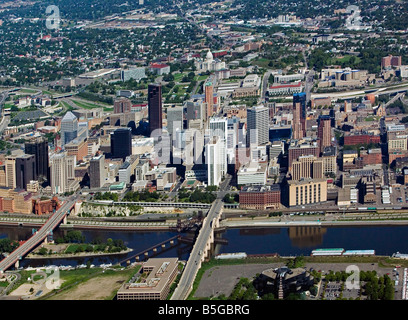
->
[117,257,178,300]
[237,161,267,186]
[239,184,281,210]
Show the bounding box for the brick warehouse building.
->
[239,185,281,210]
[343,133,380,146]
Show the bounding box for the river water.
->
[1,224,408,269]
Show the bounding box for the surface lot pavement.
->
[194,262,397,299]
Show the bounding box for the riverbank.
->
[220,217,408,228]
[26,248,133,260]
[26,242,133,260]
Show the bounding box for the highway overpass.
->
[0,196,78,274]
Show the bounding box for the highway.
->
[171,175,231,300]
[0,196,78,274]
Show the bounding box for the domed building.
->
[194,50,226,73]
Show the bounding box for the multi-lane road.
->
[0,196,78,273]
[171,175,231,300]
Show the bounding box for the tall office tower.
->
[50,152,76,194]
[293,92,307,137]
[344,100,352,113]
[114,98,132,114]
[167,106,184,138]
[209,117,228,176]
[317,115,332,154]
[205,82,214,119]
[186,100,204,121]
[291,155,323,181]
[15,154,36,190]
[247,105,269,146]
[61,111,78,146]
[5,156,16,189]
[292,97,303,140]
[89,154,106,189]
[227,117,239,165]
[25,137,50,182]
[148,83,163,136]
[206,136,225,187]
[111,127,132,160]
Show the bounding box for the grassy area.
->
[252,58,271,69]
[18,89,39,94]
[194,75,209,82]
[329,55,361,65]
[173,72,186,82]
[40,265,140,300]
[72,99,113,112]
[364,116,380,121]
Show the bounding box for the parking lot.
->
[194,262,402,300]
[322,281,361,300]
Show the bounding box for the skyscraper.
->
[50,152,76,194]
[61,111,78,146]
[206,136,225,187]
[205,82,214,119]
[114,98,132,114]
[15,154,36,190]
[25,137,50,183]
[111,127,132,160]
[5,156,16,189]
[148,83,163,136]
[209,117,228,175]
[293,92,307,137]
[167,106,184,138]
[317,115,332,154]
[89,154,106,189]
[247,105,269,146]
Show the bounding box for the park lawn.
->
[173,72,186,82]
[330,55,361,65]
[252,58,271,69]
[64,244,90,254]
[194,75,209,82]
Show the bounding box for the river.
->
[1,224,408,269]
